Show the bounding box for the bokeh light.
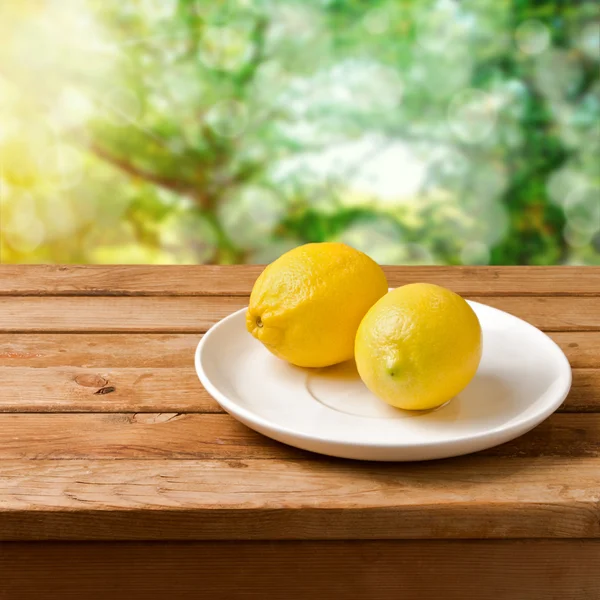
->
[564,186,600,235]
[577,21,600,60]
[140,0,177,22]
[46,144,86,190]
[468,162,509,201]
[339,218,407,265]
[265,3,330,73]
[199,25,253,72]
[546,166,590,207]
[338,217,437,266]
[218,185,286,249]
[363,7,390,36]
[448,89,498,144]
[514,20,551,55]
[205,99,249,138]
[409,37,474,99]
[460,241,491,266]
[51,87,96,130]
[102,87,143,127]
[247,237,303,264]
[160,210,219,264]
[348,140,427,204]
[2,191,45,254]
[564,223,594,250]
[414,0,474,53]
[534,49,583,102]
[41,196,78,241]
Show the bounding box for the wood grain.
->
[0,367,597,413]
[0,296,240,332]
[0,333,199,368]
[2,295,599,332]
[471,296,600,331]
[0,413,300,459]
[1,331,599,368]
[1,458,598,540]
[568,369,600,412]
[2,265,599,296]
[2,541,599,600]
[548,332,600,367]
[0,331,597,413]
[0,413,597,459]
[0,367,221,413]
[0,266,598,546]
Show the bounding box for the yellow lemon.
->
[247,242,388,368]
[355,283,482,410]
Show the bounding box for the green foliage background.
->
[0,0,598,265]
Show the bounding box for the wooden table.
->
[1,265,599,600]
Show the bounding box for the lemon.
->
[355,283,482,410]
[247,242,388,368]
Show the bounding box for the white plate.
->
[195,300,572,461]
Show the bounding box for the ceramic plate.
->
[195,300,572,461]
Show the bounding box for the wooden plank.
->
[2,541,599,600]
[0,367,222,413]
[0,265,264,297]
[1,296,599,332]
[547,332,600,367]
[0,413,597,459]
[567,369,600,412]
[0,413,301,459]
[2,331,599,368]
[0,333,200,368]
[0,296,241,332]
[1,458,598,540]
[0,366,596,413]
[1,265,599,296]
[471,297,600,331]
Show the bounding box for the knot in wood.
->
[75,374,109,388]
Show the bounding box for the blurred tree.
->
[0,0,598,264]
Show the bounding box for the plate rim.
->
[195,300,572,454]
